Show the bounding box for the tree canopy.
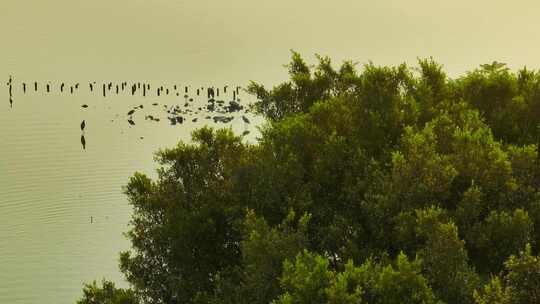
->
[78,51,540,304]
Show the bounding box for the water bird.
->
[60,83,65,92]
[192,118,198,122]
[128,119,135,126]
[81,135,86,150]
[80,120,86,131]
[242,130,250,136]
[89,83,94,91]
[22,83,26,93]
[34,82,37,91]
[127,109,135,116]
[81,104,88,108]
[242,115,250,124]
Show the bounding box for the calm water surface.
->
[0,86,260,304]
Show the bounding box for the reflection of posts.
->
[81,135,86,150]
[8,75,13,107]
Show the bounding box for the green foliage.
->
[468,209,533,273]
[77,280,137,304]
[274,250,437,304]
[474,244,540,304]
[83,52,540,304]
[119,127,249,303]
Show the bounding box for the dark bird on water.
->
[81,135,86,150]
[46,84,50,92]
[60,83,65,92]
[34,82,37,91]
[127,109,135,116]
[242,130,250,136]
[80,120,86,131]
[22,83,26,93]
[81,104,88,108]
[89,83,93,91]
[128,119,135,126]
[242,115,250,124]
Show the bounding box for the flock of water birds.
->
[6,76,254,150]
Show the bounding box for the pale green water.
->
[0,85,260,304]
[2,1,540,303]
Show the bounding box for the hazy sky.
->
[1,0,539,85]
